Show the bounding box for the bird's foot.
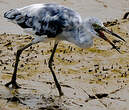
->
[5,81,21,89]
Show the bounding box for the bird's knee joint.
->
[48,62,52,68]
[17,49,22,55]
[48,60,53,68]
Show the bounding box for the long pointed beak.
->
[98,30,121,53]
[102,27,126,42]
[93,23,126,53]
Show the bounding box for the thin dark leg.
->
[48,42,64,96]
[5,42,33,88]
[123,12,129,19]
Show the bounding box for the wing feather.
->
[18,4,81,37]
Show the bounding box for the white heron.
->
[4,3,125,96]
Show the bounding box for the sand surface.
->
[0,0,129,110]
[0,0,129,34]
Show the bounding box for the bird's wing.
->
[33,12,65,37]
[20,4,82,37]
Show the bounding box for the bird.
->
[4,3,125,96]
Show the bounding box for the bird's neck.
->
[73,23,94,48]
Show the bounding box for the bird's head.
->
[84,17,125,53]
[4,9,25,24]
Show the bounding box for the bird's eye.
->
[92,23,103,32]
[92,23,99,29]
[92,23,98,27]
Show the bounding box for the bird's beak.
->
[101,27,126,42]
[94,25,126,53]
[97,30,121,53]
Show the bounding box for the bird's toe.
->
[5,81,21,89]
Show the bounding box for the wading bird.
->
[4,3,125,96]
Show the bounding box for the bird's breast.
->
[57,30,76,42]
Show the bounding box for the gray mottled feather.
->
[16,3,81,37]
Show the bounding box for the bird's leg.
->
[48,41,64,96]
[5,42,33,89]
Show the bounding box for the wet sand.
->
[0,18,129,110]
[0,0,129,110]
[0,0,129,34]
